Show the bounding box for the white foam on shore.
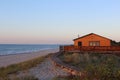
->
[0,48,59,67]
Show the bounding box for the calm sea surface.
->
[0,44,59,55]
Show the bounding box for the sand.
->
[18,58,69,80]
[0,48,59,67]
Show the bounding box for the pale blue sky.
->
[0,0,120,44]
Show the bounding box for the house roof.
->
[73,33,111,41]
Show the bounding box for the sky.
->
[0,0,120,44]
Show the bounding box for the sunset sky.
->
[0,0,120,44]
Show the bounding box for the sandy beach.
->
[0,48,59,67]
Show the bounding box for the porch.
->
[60,45,120,53]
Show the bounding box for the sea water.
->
[0,44,59,55]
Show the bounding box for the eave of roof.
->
[73,33,111,41]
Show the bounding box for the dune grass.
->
[3,75,38,80]
[56,52,120,80]
[0,53,52,80]
[52,76,80,80]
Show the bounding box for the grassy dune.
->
[54,52,120,80]
[0,54,52,80]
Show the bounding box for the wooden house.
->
[73,33,111,46]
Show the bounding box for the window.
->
[89,41,100,46]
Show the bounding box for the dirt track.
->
[28,58,69,80]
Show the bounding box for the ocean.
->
[0,44,59,55]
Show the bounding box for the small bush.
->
[63,53,73,63]
[72,53,81,64]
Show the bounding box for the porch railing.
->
[60,45,120,52]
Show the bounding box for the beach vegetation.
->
[56,52,120,80]
[0,53,52,80]
[3,75,38,80]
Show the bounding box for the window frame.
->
[89,41,100,46]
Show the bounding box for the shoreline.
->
[0,48,59,67]
[0,48,58,56]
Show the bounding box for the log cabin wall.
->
[74,33,111,46]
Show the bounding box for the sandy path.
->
[28,58,69,80]
[0,49,58,67]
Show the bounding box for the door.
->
[78,42,82,46]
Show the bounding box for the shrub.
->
[63,53,73,63]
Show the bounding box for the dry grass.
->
[58,52,120,80]
[0,53,52,80]
[7,75,38,80]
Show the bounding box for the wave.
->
[0,44,59,56]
